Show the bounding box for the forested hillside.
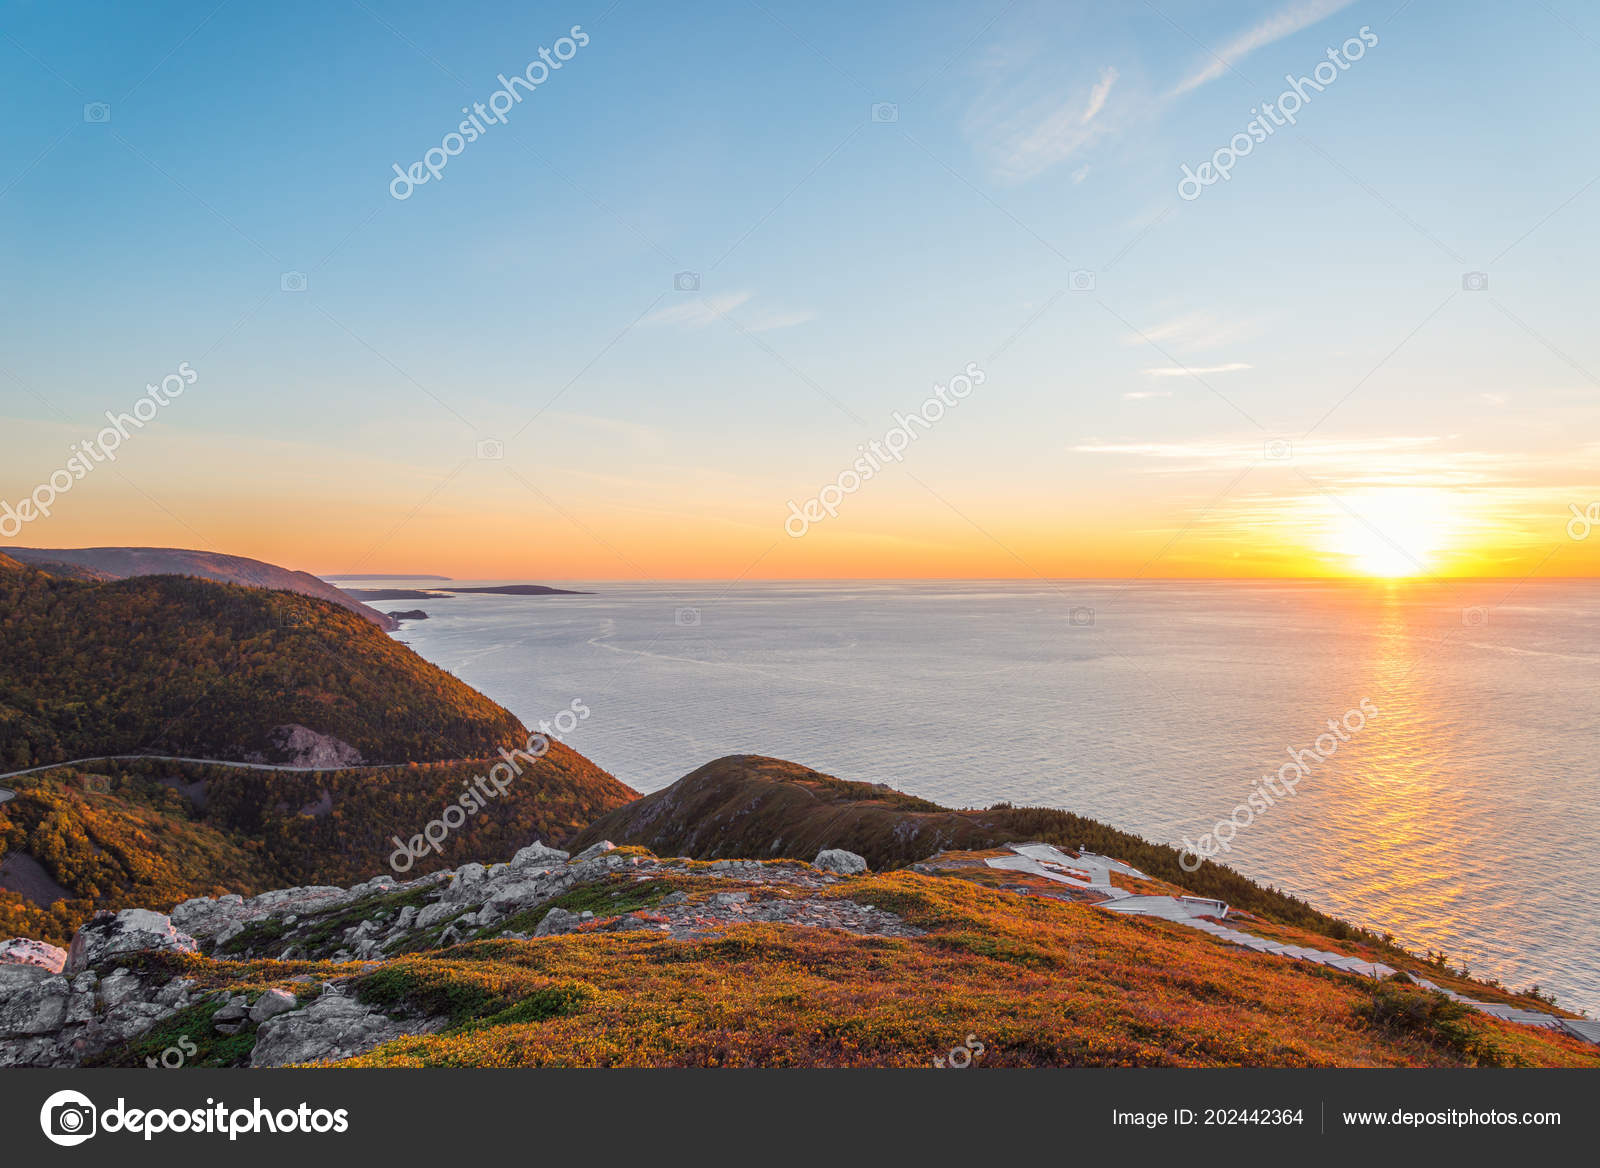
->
[0,557,526,768]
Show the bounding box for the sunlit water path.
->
[344,578,1600,1015]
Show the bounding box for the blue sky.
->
[1,0,1596,577]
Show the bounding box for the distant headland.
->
[340,584,592,600]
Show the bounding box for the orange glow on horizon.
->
[6,483,1592,582]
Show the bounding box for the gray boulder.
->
[97,968,144,1008]
[482,879,549,917]
[511,841,570,868]
[250,991,435,1067]
[813,849,868,876]
[534,907,584,937]
[249,988,298,1023]
[440,864,488,903]
[569,840,616,864]
[0,962,189,1066]
[0,964,53,996]
[65,910,198,974]
[154,977,196,1008]
[0,938,68,973]
[415,903,456,930]
[0,974,70,1036]
[213,995,250,1034]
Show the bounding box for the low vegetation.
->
[0,756,634,944]
[317,871,1598,1068]
[573,755,1365,941]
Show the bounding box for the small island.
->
[341,584,592,600]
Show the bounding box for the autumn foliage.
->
[0,559,527,768]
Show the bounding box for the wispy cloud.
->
[641,292,811,333]
[1082,66,1119,123]
[1122,390,1173,400]
[643,291,752,329]
[1069,436,1547,491]
[964,54,1124,182]
[1143,362,1253,377]
[1171,0,1357,96]
[746,308,816,333]
[1119,311,1260,351]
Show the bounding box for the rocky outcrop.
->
[569,840,617,864]
[0,912,204,1066]
[0,963,199,1067]
[250,987,298,1023]
[814,848,869,876]
[0,938,67,972]
[1,839,919,1068]
[251,724,364,768]
[534,907,592,937]
[64,910,198,974]
[511,841,570,868]
[251,991,444,1067]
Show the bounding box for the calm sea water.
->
[338,578,1600,1015]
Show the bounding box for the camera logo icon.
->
[1264,439,1293,461]
[673,271,700,292]
[1068,606,1095,627]
[871,102,898,123]
[675,607,701,627]
[83,102,111,123]
[280,271,308,293]
[1069,270,1096,292]
[1462,606,1488,627]
[40,1089,97,1146]
[1461,271,1489,292]
[475,438,504,460]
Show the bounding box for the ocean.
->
[337,577,1600,1015]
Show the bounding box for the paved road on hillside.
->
[0,754,411,787]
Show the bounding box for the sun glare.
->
[1321,489,1459,578]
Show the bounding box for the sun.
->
[1321,488,1459,578]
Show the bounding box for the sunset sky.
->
[2,0,1596,580]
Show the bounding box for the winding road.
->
[0,754,415,803]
